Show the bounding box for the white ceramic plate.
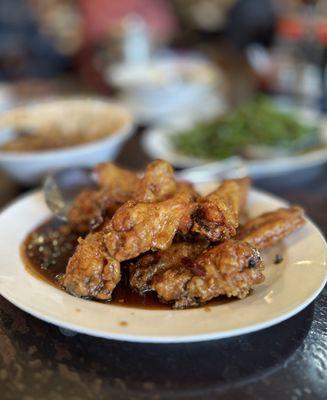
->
[0,186,326,343]
[142,112,327,178]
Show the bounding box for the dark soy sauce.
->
[22,218,170,309]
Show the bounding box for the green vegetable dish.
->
[172,97,321,160]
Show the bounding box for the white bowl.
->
[106,55,225,123]
[0,98,134,185]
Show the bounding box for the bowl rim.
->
[0,98,134,160]
[107,54,221,94]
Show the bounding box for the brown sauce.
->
[22,218,171,309]
[22,218,232,310]
[0,127,115,153]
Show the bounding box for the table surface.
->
[0,131,326,400]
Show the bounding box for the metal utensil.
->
[43,158,248,220]
[43,167,96,221]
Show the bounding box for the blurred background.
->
[1,0,326,105]
[1,0,327,196]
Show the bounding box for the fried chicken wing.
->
[135,159,177,202]
[152,240,264,308]
[104,190,196,261]
[68,189,120,233]
[237,206,305,249]
[68,160,178,233]
[177,180,199,196]
[192,177,250,241]
[63,232,120,300]
[68,163,137,232]
[129,240,208,294]
[95,162,139,201]
[96,159,177,202]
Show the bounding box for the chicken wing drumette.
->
[63,232,120,300]
[192,178,250,241]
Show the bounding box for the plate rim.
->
[0,189,326,343]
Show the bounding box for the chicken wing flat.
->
[63,232,120,300]
[129,240,208,294]
[104,189,196,261]
[237,206,305,249]
[69,160,179,233]
[192,177,250,241]
[152,239,264,308]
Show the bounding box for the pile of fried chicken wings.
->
[63,160,305,309]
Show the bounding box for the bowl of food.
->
[0,98,134,184]
[107,54,224,123]
[143,97,327,177]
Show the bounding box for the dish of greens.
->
[171,97,321,160]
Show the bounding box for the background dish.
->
[106,54,226,124]
[0,184,326,343]
[143,110,327,178]
[0,98,134,184]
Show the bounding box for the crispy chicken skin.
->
[68,160,178,233]
[152,240,264,308]
[134,159,177,202]
[129,241,208,294]
[96,159,177,202]
[104,190,196,261]
[95,162,139,201]
[192,178,250,241]
[237,206,305,249]
[63,232,120,300]
[68,189,120,233]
